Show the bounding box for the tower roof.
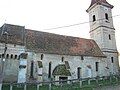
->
[87,0,114,12]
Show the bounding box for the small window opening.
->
[6,54,9,59]
[77,67,81,79]
[30,61,34,78]
[41,54,44,60]
[14,44,16,47]
[81,56,84,60]
[93,15,96,22]
[105,13,109,20]
[111,57,114,63]
[62,57,64,62]
[48,62,52,78]
[109,34,111,40]
[11,54,13,59]
[15,55,17,59]
[0,54,1,58]
[2,54,4,58]
[95,62,99,72]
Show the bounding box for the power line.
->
[44,14,120,30]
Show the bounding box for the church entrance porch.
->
[59,77,68,84]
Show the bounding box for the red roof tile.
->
[26,29,105,57]
[0,24,106,57]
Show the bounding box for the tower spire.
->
[87,0,114,12]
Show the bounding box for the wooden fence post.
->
[24,84,26,90]
[49,83,51,90]
[0,84,2,90]
[37,84,39,90]
[80,80,82,87]
[88,79,91,85]
[10,84,13,90]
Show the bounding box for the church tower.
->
[87,0,119,75]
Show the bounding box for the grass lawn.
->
[1,76,120,90]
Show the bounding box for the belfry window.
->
[93,15,96,22]
[11,54,13,59]
[105,13,109,20]
[109,34,111,40]
[15,55,17,59]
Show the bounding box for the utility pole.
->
[0,31,8,90]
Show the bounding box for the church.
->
[0,0,119,83]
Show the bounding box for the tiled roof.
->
[26,29,105,57]
[0,24,106,57]
[0,24,25,45]
[87,0,114,11]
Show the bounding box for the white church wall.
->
[0,43,25,82]
[31,53,107,81]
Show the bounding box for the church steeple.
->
[87,0,119,75]
[87,0,114,12]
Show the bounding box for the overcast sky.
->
[0,0,120,53]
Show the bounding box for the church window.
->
[109,34,111,40]
[14,44,16,47]
[11,54,13,59]
[105,13,109,20]
[93,15,96,22]
[30,61,34,78]
[48,62,52,78]
[15,55,17,59]
[81,56,84,60]
[41,54,44,60]
[2,54,4,58]
[95,62,99,72]
[6,54,9,59]
[77,67,81,79]
[111,57,114,63]
[62,57,64,62]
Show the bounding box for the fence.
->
[1,75,120,90]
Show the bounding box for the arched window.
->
[111,57,114,63]
[6,54,9,59]
[77,67,81,79]
[105,13,109,20]
[2,54,4,58]
[95,62,99,72]
[109,34,111,40]
[48,62,52,78]
[93,15,96,22]
[30,61,34,78]
[15,55,17,59]
[81,56,84,60]
[62,57,64,62]
[11,54,13,59]
[41,54,44,60]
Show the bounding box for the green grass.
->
[2,76,120,90]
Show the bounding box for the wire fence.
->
[1,75,120,90]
